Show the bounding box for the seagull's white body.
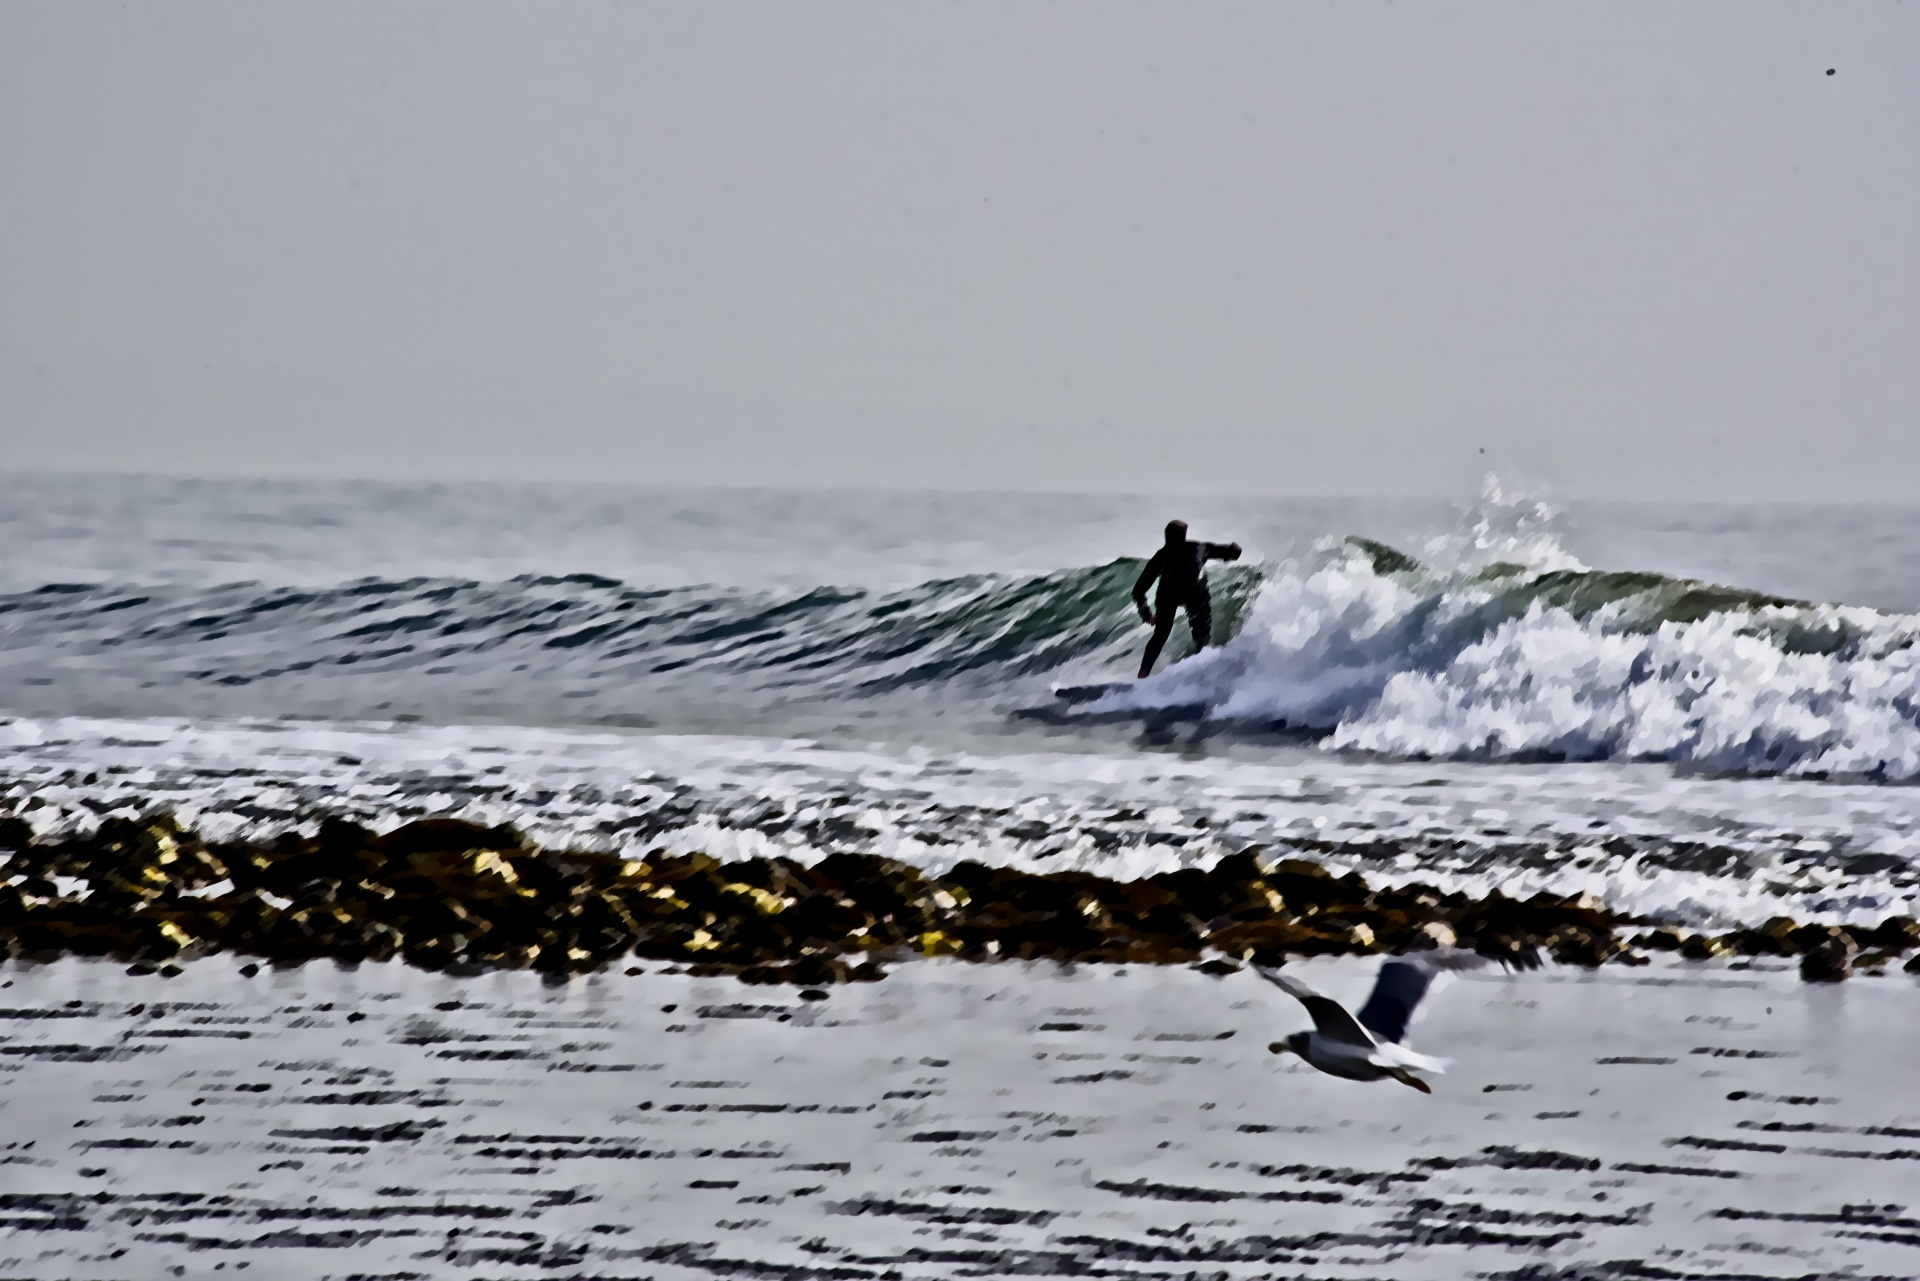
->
[1254,950,1490,1092]
[1288,1025,1450,1080]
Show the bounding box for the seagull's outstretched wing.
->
[1355,949,1491,1044]
[1250,965,1375,1048]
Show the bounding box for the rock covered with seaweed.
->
[2,814,1914,983]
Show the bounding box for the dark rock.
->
[377,819,526,858]
[1547,926,1616,967]
[1725,920,1795,956]
[0,809,1660,984]
[1798,927,1856,982]
[1862,915,1919,954]
[1680,934,1729,961]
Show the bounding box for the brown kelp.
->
[0,815,1913,983]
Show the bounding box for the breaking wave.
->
[8,478,1920,780]
[1116,521,1920,780]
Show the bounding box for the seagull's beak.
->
[1388,1067,1433,1094]
[1267,1040,1292,1057]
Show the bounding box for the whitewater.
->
[4,472,1920,928]
[1113,502,1920,781]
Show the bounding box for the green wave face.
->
[838,558,1265,690]
[0,560,1269,721]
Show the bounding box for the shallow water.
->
[2,955,1916,1280]
[6,715,1918,929]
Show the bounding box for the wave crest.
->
[1118,535,1920,779]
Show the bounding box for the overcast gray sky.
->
[2,2,1914,500]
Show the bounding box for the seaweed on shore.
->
[0,815,1913,983]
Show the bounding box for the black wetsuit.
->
[1133,538,1240,677]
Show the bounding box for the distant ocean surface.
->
[5,472,1920,929]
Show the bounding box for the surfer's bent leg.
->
[1139,609,1178,679]
[1188,594,1213,649]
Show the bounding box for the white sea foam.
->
[1109,483,1920,780]
[3,713,1917,928]
[1334,601,1920,776]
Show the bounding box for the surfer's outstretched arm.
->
[1203,541,1243,563]
[1132,553,1164,624]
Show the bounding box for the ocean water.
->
[7,473,1920,1281]
[4,472,1920,928]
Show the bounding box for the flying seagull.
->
[1253,950,1492,1093]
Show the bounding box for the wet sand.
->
[2,955,1917,1280]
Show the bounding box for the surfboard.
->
[1051,682,1132,705]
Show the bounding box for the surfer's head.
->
[1164,520,1188,545]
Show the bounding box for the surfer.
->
[1133,520,1242,678]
